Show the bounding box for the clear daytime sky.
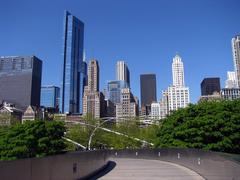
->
[0,0,240,103]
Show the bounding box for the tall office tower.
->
[116,61,130,87]
[232,35,240,87]
[87,60,99,92]
[140,74,157,115]
[107,80,129,105]
[164,54,190,112]
[172,54,185,87]
[61,11,85,114]
[0,56,42,110]
[225,71,238,88]
[116,88,137,121]
[83,59,105,118]
[201,77,221,95]
[41,86,60,112]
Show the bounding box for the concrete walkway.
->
[100,158,205,180]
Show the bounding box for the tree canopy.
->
[155,100,240,154]
[0,120,66,160]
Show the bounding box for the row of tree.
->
[1,99,240,160]
[155,100,240,154]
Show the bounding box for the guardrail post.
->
[198,157,201,165]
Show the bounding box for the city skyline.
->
[1,0,240,103]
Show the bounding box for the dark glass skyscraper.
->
[201,77,221,95]
[61,11,85,114]
[0,56,42,110]
[140,74,157,108]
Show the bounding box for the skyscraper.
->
[61,11,85,114]
[0,56,42,110]
[87,60,99,92]
[140,74,157,115]
[172,54,185,87]
[163,54,190,112]
[225,71,238,88]
[201,78,221,96]
[116,61,130,87]
[232,35,240,87]
[83,59,105,118]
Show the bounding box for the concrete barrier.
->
[0,148,239,180]
[0,150,109,180]
[110,148,240,180]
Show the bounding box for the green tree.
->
[155,100,240,154]
[0,120,66,160]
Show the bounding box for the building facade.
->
[221,88,240,100]
[61,11,85,114]
[116,88,137,121]
[107,80,129,105]
[83,60,105,118]
[0,56,42,111]
[0,102,22,126]
[166,86,190,111]
[22,105,43,122]
[41,86,60,112]
[232,35,240,87]
[150,102,160,119]
[201,77,221,96]
[140,74,157,115]
[225,71,238,88]
[116,61,130,87]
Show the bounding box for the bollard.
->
[115,152,118,156]
[177,153,180,159]
[158,152,161,157]
[136,152,138,156]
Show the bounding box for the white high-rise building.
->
[166,86,190,111]
[116,61,130,87]
[150,102,160,119]
[163,54,190,112]
[225,71,238,88]
[232,35,240,87]
[172,54,185,87]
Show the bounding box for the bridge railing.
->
[109,148,240,180]
[0,150,109,180]
[0,148,240,180]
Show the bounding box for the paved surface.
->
[100,158,205,180]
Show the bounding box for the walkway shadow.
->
[88,161,116,180]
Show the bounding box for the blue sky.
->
[0,0,240,103]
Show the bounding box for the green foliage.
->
[155,100,240,154]
[66,117,158,150]
[0,120,66,160]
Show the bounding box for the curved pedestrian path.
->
[99,158,204,180]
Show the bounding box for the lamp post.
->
[87,119,110,150]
